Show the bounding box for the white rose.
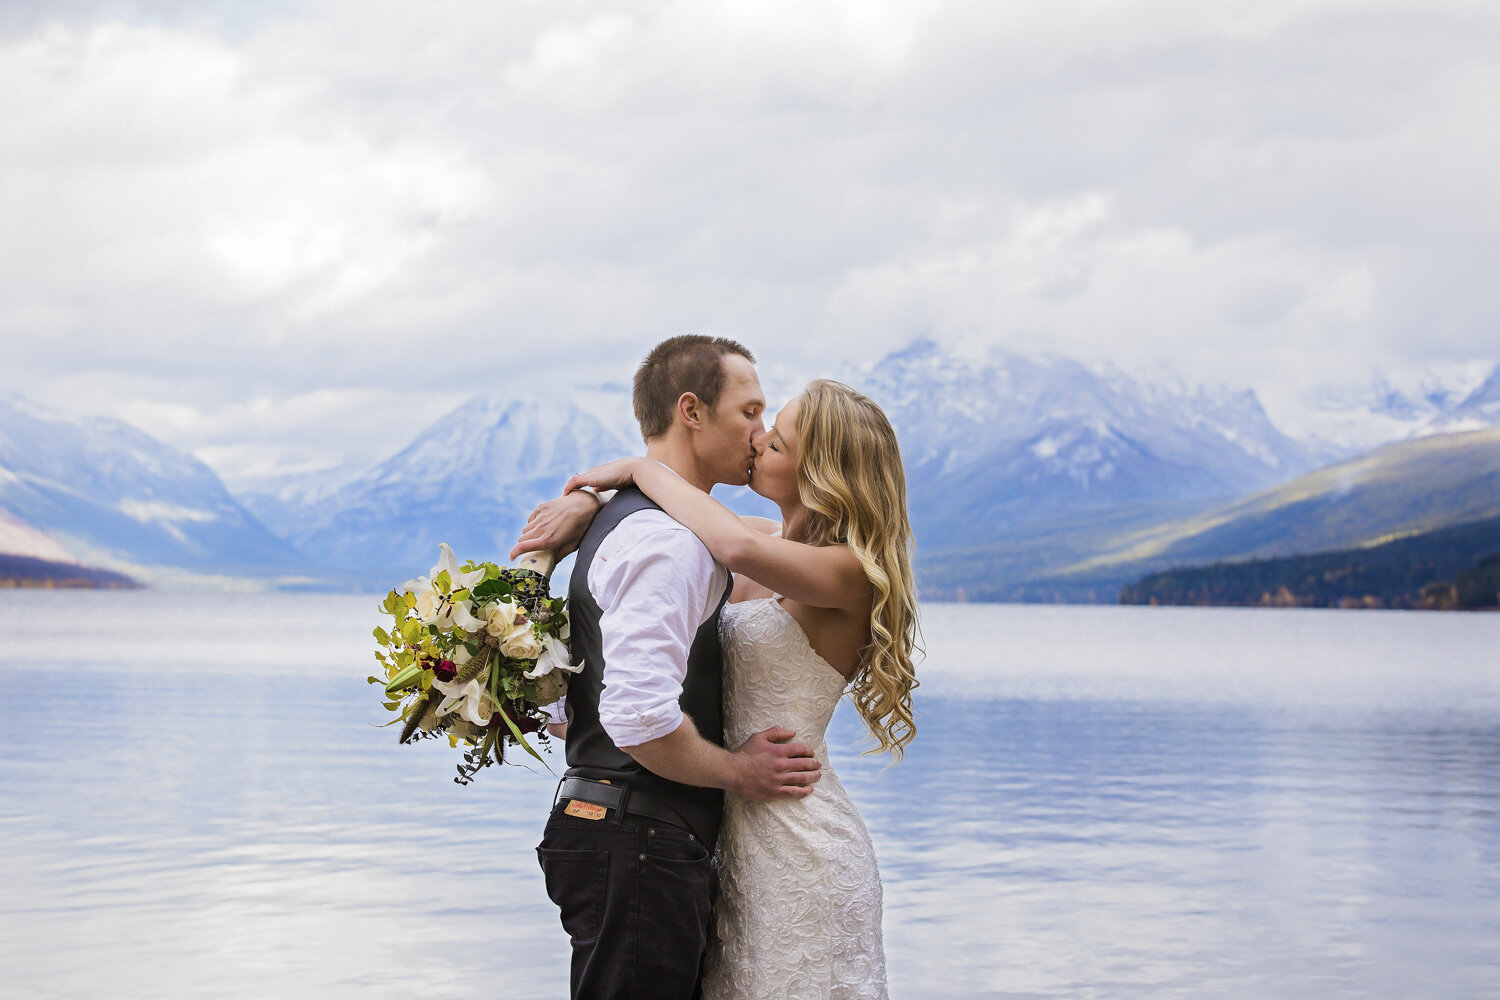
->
[482,600,521,638]
[500,624,543,660]
[413,588,441,625]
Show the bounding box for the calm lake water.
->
[2,592,1498,999]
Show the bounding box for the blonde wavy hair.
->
[790,379,921,759]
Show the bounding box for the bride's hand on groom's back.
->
[730,726,822,801]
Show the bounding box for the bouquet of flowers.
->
[369,543,577,784]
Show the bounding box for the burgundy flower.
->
[432,659,457,682]
[487,706,540,734]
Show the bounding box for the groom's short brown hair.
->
[633,335,756,441]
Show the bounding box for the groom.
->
[517,335,822,1000]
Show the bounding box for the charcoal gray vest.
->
[564,486,729,846]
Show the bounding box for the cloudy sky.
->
[2,0,1497,483]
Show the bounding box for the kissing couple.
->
[512,335,920,1000]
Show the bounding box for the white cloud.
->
[0,20,488,358]
[0,0,1496,481]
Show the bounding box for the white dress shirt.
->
[545,504,729,748]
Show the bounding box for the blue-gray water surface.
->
[2,592,1498,999]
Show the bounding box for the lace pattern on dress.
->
[702,599,888,1000]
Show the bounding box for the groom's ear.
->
[676,391,707,431]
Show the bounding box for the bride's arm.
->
[509,490,781,562]
[565,459,868,612]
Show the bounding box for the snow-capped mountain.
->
[278,388,645,575]
[1272,361,1500,455]
[13,338,1489,593]
[0,390,303,578]
[1434,364,1500,434]
[855,341,1322,550]
[240,340,1335,572]
[232,459,375,543]
[0,506,76,563]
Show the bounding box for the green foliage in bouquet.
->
[368,544,577,785]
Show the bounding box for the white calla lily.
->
[433,673,496,726]
[412,589,483,631]
[525,634,578,679]
[400,543,487,595]
[398,545,490,634]
[437,543,487,591]
[446,598,484,633]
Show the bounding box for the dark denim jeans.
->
[537,802,715,1000]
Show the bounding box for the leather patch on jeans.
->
[564,800,608,820]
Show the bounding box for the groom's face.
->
[698,354,766,487]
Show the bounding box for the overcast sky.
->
[2,0,1497,483]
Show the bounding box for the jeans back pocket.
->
[537,847,609,946]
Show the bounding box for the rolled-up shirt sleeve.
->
[592,516,719,748]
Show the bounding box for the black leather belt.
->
[556,775,694,832]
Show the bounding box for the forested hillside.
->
[1120,516,1500,609]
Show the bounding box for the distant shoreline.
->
[0,578,141,590]
[0,554,140,590]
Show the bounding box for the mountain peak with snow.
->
[0,392,301,577]
[8,339,1496,591]
[1270,361,1500,454]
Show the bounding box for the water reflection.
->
[1,592,1498,998]
[835,697,1500,998]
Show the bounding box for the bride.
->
[536,378,920,999]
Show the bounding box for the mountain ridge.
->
[5,342,1497,597]
[0,392,305,582]
[1014,428,1500,600]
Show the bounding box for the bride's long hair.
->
[791,379,921,759]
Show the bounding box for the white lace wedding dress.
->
[702,597,888,1000]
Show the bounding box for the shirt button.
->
[639,854,646,861]
[648,827,656,835]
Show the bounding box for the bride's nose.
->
[751,429,771,452]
